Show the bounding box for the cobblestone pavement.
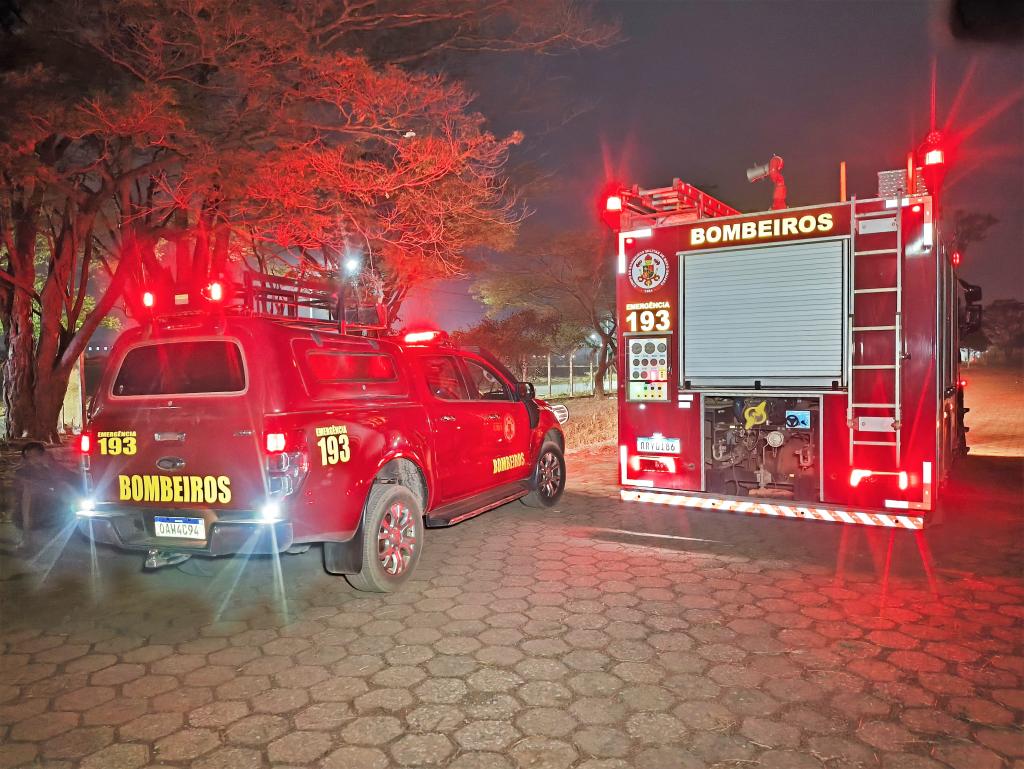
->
[1,443,1021,768]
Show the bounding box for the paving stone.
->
[355,687,416,713]
[153,728,220,761]
[405,704,465,732]
[83,697,149,727]
[931,744,1005,769]
[267,730,332,763]
[456,720,520,750]
[0,741,38,768]
[447,752,514,769]
[626,712,688,745]
[756,749,825,769]
[510,737,578,769]
[293,702,351,731]
[10,711,80,741]
[79,743,149,769]
[741,716,802,748]
[54,685,115,711]
[192,746,263,769]
[572,726,630,758]
[119,713,184,742]
[340,715,403,745]
[224,714,288,746]
[634,745,706,769]
[389,733,454,765]
[516,707,577,738]
[188,701,250,728]
[250,687,309,714]
[42,726,114,759]
[975,728,1024,758]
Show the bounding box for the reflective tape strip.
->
[620,489,924,529]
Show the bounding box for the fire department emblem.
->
[503,414,516,441]
[628,250,669,293]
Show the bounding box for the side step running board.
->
[425,483,530,528]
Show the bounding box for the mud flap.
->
[323,521,363,575]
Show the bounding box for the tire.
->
[520,442,566,508]
[345,484,424,592]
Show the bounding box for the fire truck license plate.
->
[637,435,681,454]
[154,516,205,540]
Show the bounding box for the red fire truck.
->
[604,152,978,530]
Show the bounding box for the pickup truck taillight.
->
[263,431,309,497]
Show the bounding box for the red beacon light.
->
[923,148,945,166]
[78,433,92,454]
[265,432,287,454]
[207,281,224,302]
[605,195,623,212]
[951,250,962,267]
[142,291,155,308]
[404,330,445,344]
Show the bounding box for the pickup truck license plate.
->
[154,516,205,540]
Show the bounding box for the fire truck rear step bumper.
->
[620,489,925,530]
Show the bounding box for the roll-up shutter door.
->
[682,239,845,387]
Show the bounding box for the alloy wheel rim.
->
[377,502,416,575]
[538,451,562,499]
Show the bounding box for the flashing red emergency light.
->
[404,330,442,344]
[142,291,155,308]
[78,433,92,454]
[924,149,945,166]
[898,471,909,491]
[605,195,623,212]
[959,379,967,388]
[952,250,962,267]
[207,281,224,302]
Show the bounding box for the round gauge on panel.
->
[644,342,655,353]
[657,343,667,352]
[631,342,643,353]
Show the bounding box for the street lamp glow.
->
[344,258,361,274]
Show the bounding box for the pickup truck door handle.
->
[440,415,456,422]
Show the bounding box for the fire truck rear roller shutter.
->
[682,240,845,387]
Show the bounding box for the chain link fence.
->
[521,349,617,399]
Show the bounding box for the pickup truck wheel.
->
[346,484,423,593]
[520,443,565,508]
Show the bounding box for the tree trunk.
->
[592,332,615,399]
[2,288,36,440]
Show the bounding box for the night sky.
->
[403,0,1022,330]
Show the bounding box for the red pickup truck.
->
[76,296,566,592]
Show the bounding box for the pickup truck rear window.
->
[113,340,246,396]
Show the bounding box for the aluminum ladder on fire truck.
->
[847,195,903,469]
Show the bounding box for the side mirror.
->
[963,284,982,304]
[517,381,536,401]
[960,304,983,336]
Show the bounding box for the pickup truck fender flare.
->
[323,450,429,576]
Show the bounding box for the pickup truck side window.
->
[423,356,470,401]
[463,358,513,401]
[307,352,398,382]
